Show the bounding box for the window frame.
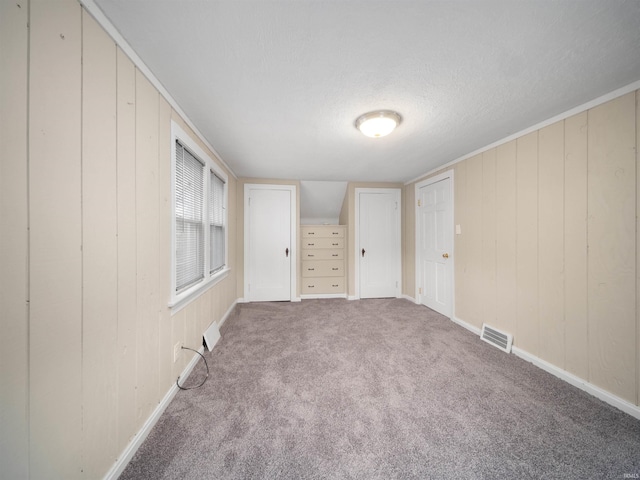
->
[169,121,229,313]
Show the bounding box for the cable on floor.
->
[176,346,209,390]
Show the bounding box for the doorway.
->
[415,172,453,317]
[244,184,296,301]
[355,188,401,299]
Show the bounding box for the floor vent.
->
[480,324,513,353]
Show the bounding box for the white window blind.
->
[209,170,226,274]
[175,140,205,292]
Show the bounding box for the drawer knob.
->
[332,284,339,287]
[307,243,314,246]
[332,243,338,246]
[332,268,338,271]
[332,254,338,257]
[308,268,314,271]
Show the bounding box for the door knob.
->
[362,248,366,257]
[442,253,449,258]
[285,248,289,257]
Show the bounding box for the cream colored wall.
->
[237,178,301,299]
[0,2,29,478]
[343,182,403,297]
[405,91,640,407]
[0,1,239,478]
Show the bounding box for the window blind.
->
[209,170,225,274]
[175,140,204,292]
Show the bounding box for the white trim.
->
[300,293,347,300]
[169,268,230,315]
[170,121,229,313]
[347,295,358,301]
[79,0,237,180]
[401,294,418,304]
[243,184,297,302]
[512,347,640,421]
[405,79,640,186]
[414,171,455,317]
[218,299,238,329]
[451,315,482,336]
[103,346,206,480]
[354,188,402,299]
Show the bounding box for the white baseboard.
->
[218,299,239,329]
[103,345,206,480]
[512,346,640,421]
[347,295,358,301]
[292,296,302,302]
[400,294,418,304]
[448,314,640,421]
[451,315,481,335]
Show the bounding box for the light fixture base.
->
[355,110,402,138]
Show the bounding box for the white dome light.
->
[355,110,402,138]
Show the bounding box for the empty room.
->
[2,0,640,478]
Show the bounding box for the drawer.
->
[302,260,344,277]
[301,277,345,294]
[301,249,344,260]
[302,226,345,238]
[302,238,344,249]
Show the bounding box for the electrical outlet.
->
[173,342,181,363]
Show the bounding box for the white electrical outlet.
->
[173,342,181,363]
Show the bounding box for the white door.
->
[245,185,295,301]
[417,175,453,316]
[357,189,401,299]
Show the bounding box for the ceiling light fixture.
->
[355,110,402,138]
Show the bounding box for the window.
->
[171,121,228,310]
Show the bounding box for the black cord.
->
[176,346,209,390]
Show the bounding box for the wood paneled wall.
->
[405,91,639,406]
[0,1,238,477]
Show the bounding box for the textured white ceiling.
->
[93,0,640,184]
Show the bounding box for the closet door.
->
[244,184,296,301]
[357,188,401,298]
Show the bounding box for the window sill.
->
[169,267,230,315]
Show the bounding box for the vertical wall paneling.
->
[28,0,83,477]
[115,47,138,451]
[465,155,483,328]
[481,149,497,325]
[158,98,173,395]
[81,10,118,476]
[404,185,415,297]
[537,122,565,367]
[0,1,29,477]
[495,140,517,336]
[515,132,539,354]
[637,90,640,406]
[171,309,186,378]
[587,93,636,402]
[453,162,467,320]
[563,112,589,379]
[135,70,161,422]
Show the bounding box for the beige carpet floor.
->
[120,298,640,479]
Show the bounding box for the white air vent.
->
[480,324,513,353]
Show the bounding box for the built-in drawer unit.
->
[301,277,345,294]
[300,225,346,297]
